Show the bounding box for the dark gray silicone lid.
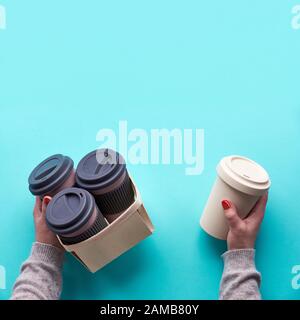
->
[46,188,95,236]
[28,154,74,196]
[75,149,126,191]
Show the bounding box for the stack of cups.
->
[75,149,135,223]
[28,149,136,245]
[200,155,271,240]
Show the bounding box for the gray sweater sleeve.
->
[11,242,65,300]
[219,249,261,300]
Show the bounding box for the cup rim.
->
[217,155,271,196]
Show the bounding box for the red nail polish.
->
[222,200,231,210]
[44,197,51,205]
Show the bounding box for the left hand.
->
[34,196,63,249]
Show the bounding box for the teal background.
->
[1,0,300,300]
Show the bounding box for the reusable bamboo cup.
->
[46,188,108,245]
[200,155,271,240]
[28,154,75,198]
[76,149,135,223]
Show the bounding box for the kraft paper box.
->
[58,178,154,273]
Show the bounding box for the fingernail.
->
[44,196,51,205]
[221,200,231,210]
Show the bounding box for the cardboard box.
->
[58,178,154,273]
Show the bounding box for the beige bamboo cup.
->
[200,155,271,240]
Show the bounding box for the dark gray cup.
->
[75,149,135,222]
[46,188,108,245]
[28,154,75,198]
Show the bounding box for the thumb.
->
[42,196,52,215]
[222,200,242,229]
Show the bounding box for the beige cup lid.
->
[217,155,271,196]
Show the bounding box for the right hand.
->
[221,193,269,250]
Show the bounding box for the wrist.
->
[36,234,62,249]
[228,242,255,250]
[227,235,255,250]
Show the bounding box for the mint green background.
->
[1,0,300,300]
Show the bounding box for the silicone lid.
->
[46,188,95,236]
[28,154,74,196]
[76,149,126,191]
[217,155,271,196]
